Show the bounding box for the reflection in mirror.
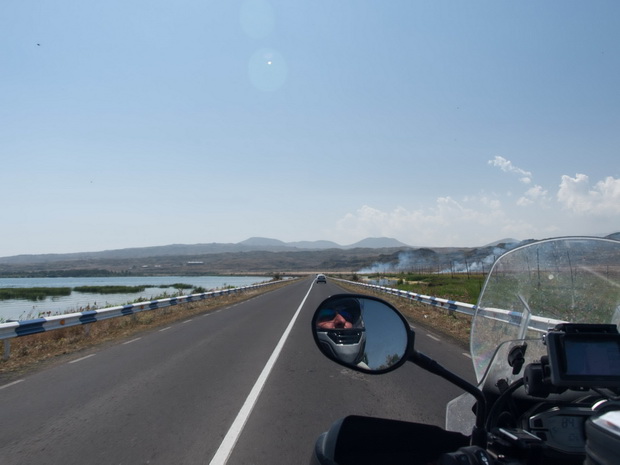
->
[313,295,411,373]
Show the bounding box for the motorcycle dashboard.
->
[526,406,593,455]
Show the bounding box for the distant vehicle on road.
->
[316,274,327,283]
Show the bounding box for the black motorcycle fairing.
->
[312,415,469,465]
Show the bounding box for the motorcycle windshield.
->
[471,237,620,384]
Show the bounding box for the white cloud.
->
[332,170,619,247]
[517,185,549,207]
[489,156,532,184]
[488,157,553,208]
[557,174,620,215]
[334,197,512,246]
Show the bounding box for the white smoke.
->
[358,244,520,274]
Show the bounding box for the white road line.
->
[426,333,441,342]
[159,326,172,332]
[123,337,142,345]
[462,352,472,359]
[0,379,24,390]
[182,319,193,324]
[209,282,314,465]
[69,354,96,364]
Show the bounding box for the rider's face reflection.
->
[317,312,353,329]
[316,310,353,329]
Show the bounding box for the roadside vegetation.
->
[335,272,485,349]
[385,272,485,304]
[0,279,292,377]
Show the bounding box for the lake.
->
[0,276,270,322]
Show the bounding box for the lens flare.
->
[248,48,288,92]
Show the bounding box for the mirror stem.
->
[410,350,487,447]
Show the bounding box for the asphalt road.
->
[0,277,475,464]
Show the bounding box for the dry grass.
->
[338,282,472,350]
[0,281,293,377]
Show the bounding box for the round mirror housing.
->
[311,294,414,374]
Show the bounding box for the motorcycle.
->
[309,237,620,465]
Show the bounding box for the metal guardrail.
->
[0,280,284,360]
[339,280,565,333]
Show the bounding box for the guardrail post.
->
[3,339,10,361]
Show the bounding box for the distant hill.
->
[606,232,620,241]
[238,237,288,247]
[346,237,410,249]
[482,238,519,247]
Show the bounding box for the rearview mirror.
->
[311,294,413,374]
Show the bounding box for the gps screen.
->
[564,338,620,377]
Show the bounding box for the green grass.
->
[0,287,72,301]
[73,285,147,294]
[369,272,486,304]
[74,284,194,294]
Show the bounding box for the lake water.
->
[0,276,270,322]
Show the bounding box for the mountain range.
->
[238,236,411,250]
[0,237,411,265]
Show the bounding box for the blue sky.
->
[1,1,619,257]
